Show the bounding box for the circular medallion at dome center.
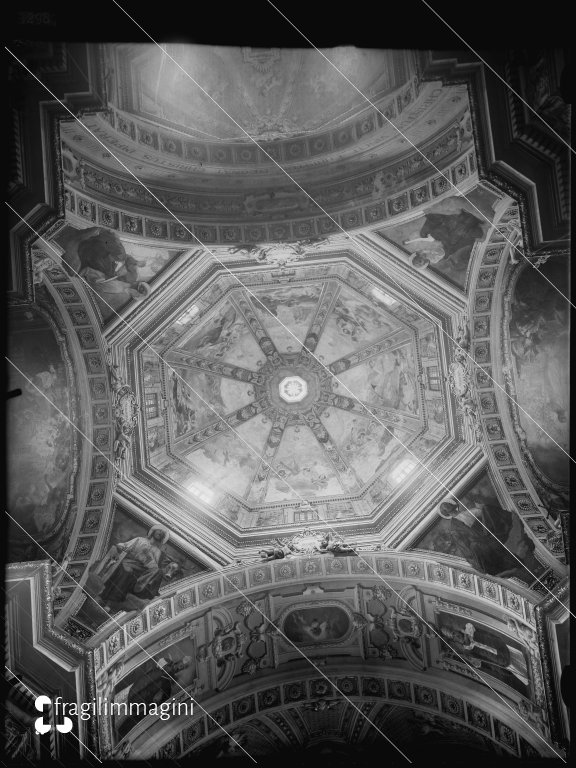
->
[266,365,320,412]
[279,375,307,403]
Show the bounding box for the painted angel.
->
[293,614,333,642]
[303,698,340,712]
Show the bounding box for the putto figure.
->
[258,540,296,562]
[318,532,357,556]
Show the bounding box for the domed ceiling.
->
[154,272,443,505]
[38,41,567,578]
[113,242,469,552]
[125,46,410,141]
[6,39,571,768]
[60,44,474,242]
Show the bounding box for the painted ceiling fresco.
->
[126,46,411,140]
[63,44,474,244]
[411,469,546,588]
[56,226,183,322]
[7,302,78,554]
[76,505,208,631]
[508,258,569,486]
[139,263,450,526]
[377,184,501,290]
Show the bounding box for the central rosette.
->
[279,375,307,403]
[265,360,322,414]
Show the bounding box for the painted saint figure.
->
[404,209,486,277]
[59,226,151,307]
[439,620,529,690]
[87,525,180,611]
[116,654,194,739]
[437,500,536,582]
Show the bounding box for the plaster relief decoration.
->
[302,698,340,712]
[228,238,328,267]
[83,552,555,759]
[465,213,566,556]
[258,529,359,561]
[7,303,78,557]
[411,470,546,586]
[377,185,501,290]
[62,143,478,246]
[73,506,207,631]
[108,356,140,471]
[447,317,482,441]
[195,616,248,687]
[31,249,59,284]
[55,225,181,321]
[233,599,280,677]
[506,258,569,487]
[361,585,426,667]
[62,45,476,248]
[200,604,277,684]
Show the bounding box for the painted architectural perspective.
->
[6,31,570,768]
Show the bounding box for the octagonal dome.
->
[115,246,464,544]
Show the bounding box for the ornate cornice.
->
[84,552,553,758]
[62,149,476,245]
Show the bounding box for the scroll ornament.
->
[227,237,327,267]
[107,355,140,472]
[447,318,482,442]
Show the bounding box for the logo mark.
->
[34,696,73,734]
